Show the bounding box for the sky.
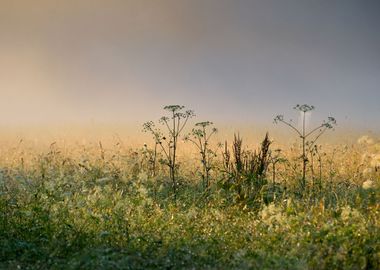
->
[0,0,379,131]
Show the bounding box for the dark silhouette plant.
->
[274,104,336,188]
[143,105,194,201]
[184,121,218,191]
[220,133,271,203]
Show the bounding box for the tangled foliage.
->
[0,134,379,269]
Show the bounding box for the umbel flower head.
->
[322,117,337,129]
[163,105,195,119]
[294,104,315,112]
[195,121,213,127]
[164,105,184,112]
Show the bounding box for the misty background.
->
[0,0,379,134]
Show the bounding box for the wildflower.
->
[339,166,347,175]
[357,135,374,145]
[362,179,374,190]
[137,171,148,182]
[96,177,112,185]
[374,143,380,151]
[361,153,371,163]
[187,208,198,220]
[370,154,380,168]
[260,203,285,229]
[362,167,373,176]
[137,185,148,197]
[341,206,362,222]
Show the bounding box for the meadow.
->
[0,110,379,269]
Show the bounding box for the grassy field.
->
[0,131,379,269]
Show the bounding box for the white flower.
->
[361,153,371,163]
[339,166,347,175]
[137,185,148,197]
[374,143,380,152]
[187,208,198,220]
[357,135,374,145]
[260,203,285,229]
[362,180,374,190]
[341,206,361,222]
[362,168,373,176]
[137,171,148,182]
[370,154,380,168]
[96,177,112,185]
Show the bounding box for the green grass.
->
[0,142,379,269]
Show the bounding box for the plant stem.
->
[302,111,306,189]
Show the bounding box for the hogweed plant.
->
[143,105,194,201]
[274,104,336,189]
[184,121,218,191]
